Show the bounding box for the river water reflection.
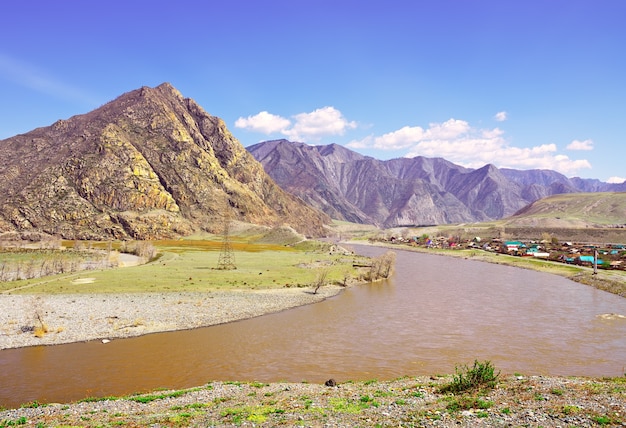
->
[1,245,625,407]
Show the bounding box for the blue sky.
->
[1,1,624,183]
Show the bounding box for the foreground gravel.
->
[0,286,343,349]
[1,375,624,427]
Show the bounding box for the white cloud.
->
[348,118,593,176]
[236,106,356,142]
[235,111,290,134]
[566,139,594,151]
[494,111,507,122]
[282,107,356,141]
[607,176,626,184]
[349,119,472,152]
[370,126,426,150]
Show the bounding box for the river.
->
[1,245,625,407]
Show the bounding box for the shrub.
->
[441,360,500,393]
[119,241,157,260]
[33,324,49,338]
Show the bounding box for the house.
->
[578,255,604,265]
[504,241,525,252]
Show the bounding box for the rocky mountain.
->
[247,139,626,228]
[0,84,330,239]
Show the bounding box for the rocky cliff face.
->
[0,84,330,239]
[248,139,626,227]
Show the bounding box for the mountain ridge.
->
[247,139,626,228]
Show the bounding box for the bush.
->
[119,241,157,260]
[441,360,500,393]
[366,251,397,281]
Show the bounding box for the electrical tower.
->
[216,200,236,270]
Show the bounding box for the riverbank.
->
[0,286,344,350]
[1,374,624,426]
[353,240,626,298]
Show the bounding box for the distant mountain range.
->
[248,139,626,228]
[0,84,329,240]
[1,83,623,240]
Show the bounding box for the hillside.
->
[368,191,626,246]
[0,84,330,239]
[248,139,626,228]
[505,191,626,228]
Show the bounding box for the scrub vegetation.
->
[440,360,501,393]
[2,368,624,427]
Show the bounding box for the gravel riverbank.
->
[1,375,624,427]
[0,286,343,350]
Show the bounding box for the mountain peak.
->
[152,82,185,101]
[0,86,330,239]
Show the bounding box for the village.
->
[376,233,626,271]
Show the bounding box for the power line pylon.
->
[217,199,236,270]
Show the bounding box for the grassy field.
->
[0,238,370,295]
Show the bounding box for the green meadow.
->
[0,238,368,294]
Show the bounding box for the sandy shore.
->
[0,286,343,350]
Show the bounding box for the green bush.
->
[441,360,500,393]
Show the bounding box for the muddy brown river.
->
[1,245,625,407]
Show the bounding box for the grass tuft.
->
[440,360,500,393]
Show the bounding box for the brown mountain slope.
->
[0,83,330,239]
[505,191,626,228]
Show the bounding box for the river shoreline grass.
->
[1,374,624,426]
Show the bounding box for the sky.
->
[1,1,624,183]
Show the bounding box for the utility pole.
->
[217,198,236,270]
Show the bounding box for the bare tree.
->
[39,259,48,277]
[341,268,352,287]
[25,258,36,279]
[29,296,49,338]
[15,261,22,280]
[367,251,397,281]
[380,251,396,278]
[135,241,157,260]
[312,267,331,294]
[369,256,382,281]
